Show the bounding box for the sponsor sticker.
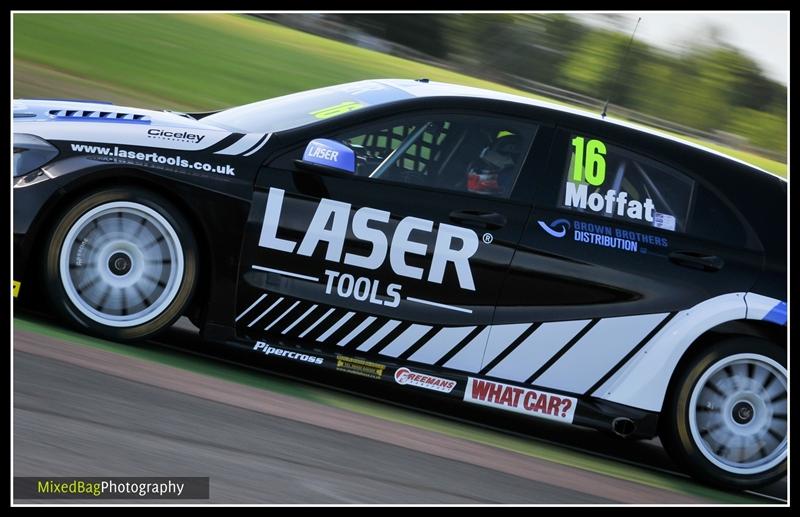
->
[464,378,577,424]
[252,341,323,365]
[259,187,480,291]
[147,129,206,144]
[394,367,456,393]
[302,138,355,173]
[336,355,385,380]
[538,218,669,254]
[652,212,676,232]
[69,143,235,176]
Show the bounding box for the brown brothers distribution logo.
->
[336,355,385,380]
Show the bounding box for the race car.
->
[13,79,787,490]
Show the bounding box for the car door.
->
[235,109,553,374]
[483,127,764,394]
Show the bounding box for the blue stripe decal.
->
[763,301,787,325]
[53,117,151,125]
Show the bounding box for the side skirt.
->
[217,335,660,440]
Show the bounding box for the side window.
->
[331,114,538,198]
[559,134,695,232]
[688,185,750,248]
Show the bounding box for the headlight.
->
[14,134,59,178]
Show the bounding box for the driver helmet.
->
[467,133,523,195]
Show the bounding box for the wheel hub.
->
[731,400,754,425]
[108,251,132,276]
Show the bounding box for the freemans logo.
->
[394,367,456,393]
[258,188,480,291]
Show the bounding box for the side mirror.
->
[295,139,356,175]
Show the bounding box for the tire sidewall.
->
[44,187,198,341]
[663,336,786,489]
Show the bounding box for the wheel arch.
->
[660,318,787,420]
[25,166,215,327]
[592,293,786,413]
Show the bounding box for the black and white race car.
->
[13,79,787,490]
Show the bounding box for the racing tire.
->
[44,187,198,341]
[660,337,787,490]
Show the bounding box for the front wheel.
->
[660,337,787,490]
[44,188,198,341]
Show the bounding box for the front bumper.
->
[13,169,65,298]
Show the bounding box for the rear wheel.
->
[660,337,787,489]
[44,188,198,341]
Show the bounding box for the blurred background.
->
[13,12,787,176]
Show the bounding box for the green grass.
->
[13,14,553,111]
[12,13,786,177]
[14,315,767,504]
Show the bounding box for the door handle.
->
[668,251,724,272]
[449,210,507,229]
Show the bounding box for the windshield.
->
[202,81,413,133]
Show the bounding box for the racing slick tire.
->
[660,337,787,490]
[44,187,198,341]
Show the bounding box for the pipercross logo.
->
[252,341,323,365]
[394,367,457,393]
[537,218,570,238]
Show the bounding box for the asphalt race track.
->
[12,318,787,504]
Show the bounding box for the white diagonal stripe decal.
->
[282,304,318,335]
[408,326,476,365]
[299,307,336,338]
[243,133,271,156]
[480,323,532,368]
[264,300,301,332]
[248,297,283,327]
[379,324,433,358]
[486,320,591,382]
[534,313,669,393]
[338,316,377,347]
[235,293,267,322]
[356,320,401,352]
[317,312,355,342]
[214,133,266,155]
[443,327,492,372]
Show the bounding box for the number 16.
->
[571,136,606,186]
